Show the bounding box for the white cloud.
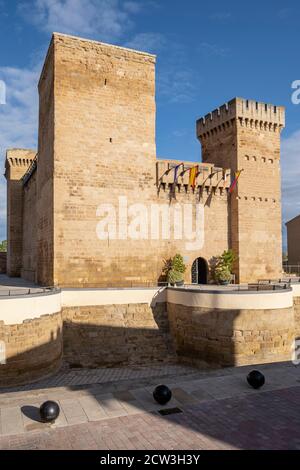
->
[277,8,292,20]
[124,32,166,54]
[172,129,188,138]
[123,1,141,14]
[0,64,40,240]
[158,68,197,104]
[209,12,232,21]
[281,129,300,226]
[199,42,230,58]
[19,0,139,42]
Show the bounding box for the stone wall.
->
[0,252,6,273]
[286,215,300,266]
[167,302,295,367]
[36,41,55,286]
[0,289,299,387]
[21,171,37,282]
[0,311,62,387]
[62,302,175,367]
[294,296,300,338]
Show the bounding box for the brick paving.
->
[0,362,300,449]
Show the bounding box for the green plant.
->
[0,240,7,252]
[163,254,186,285]
[213,249,236,284]
[220,249,236,270]
[214,265,232,283]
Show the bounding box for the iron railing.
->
[181,283,289,291]
[0,281,291,297]
[259,278,300,285]
[0,286,60,297]
[282,264,300,276]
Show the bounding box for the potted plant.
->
[213,249,236,285]
[214,265,232,285]
[164,254,186,286]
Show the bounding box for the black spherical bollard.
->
[40,401,60,423]
[247,370,265,389]
[153,385,172,405]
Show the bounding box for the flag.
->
[173,163,183,184]
[229,170,243,194]
[189,165,198,189]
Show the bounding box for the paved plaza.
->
[0,361,300,449]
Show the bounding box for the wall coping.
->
[0,287,60,300]
[168,286,292,295]
[167,287,293,310]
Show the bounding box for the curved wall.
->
[0,290,61,324]
[292,284,300,337]
[0,285,299,386]
[167,287,295,367]
[0,311,62,387]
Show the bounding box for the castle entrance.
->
[191,257,208,284]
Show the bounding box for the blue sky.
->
[0,0,300,249]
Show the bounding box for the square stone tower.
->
[37,33,156,286]
[197,98,285,282]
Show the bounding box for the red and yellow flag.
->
[189,165,198,189]
[229,170,243,194]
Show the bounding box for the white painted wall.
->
[61,288,166,307]
[0,292,61,324]
[0,284,297,325]
[291,284,300,297]
[0,288,166,325]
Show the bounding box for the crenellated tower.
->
[4,149,37,276]
[197,97,285,282]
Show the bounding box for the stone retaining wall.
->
[294,296,300,338]
[167,303,295,367]
[62,302,175,368]
[1,290,299,387]
[0,312,62,387]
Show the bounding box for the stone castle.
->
[4,33,285,287]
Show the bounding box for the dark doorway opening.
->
[191,257,208,284]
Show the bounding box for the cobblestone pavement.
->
[0,362,300,449]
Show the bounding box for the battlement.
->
[5,149,37,179]
[156,159,231,190]
[197,97,285,138]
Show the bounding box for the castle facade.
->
[5,33,285,287]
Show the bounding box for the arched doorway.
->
[191,257,208,284]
